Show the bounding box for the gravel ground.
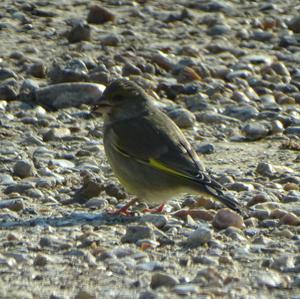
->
[0,0,300,298]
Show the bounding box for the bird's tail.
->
[203,182,242,214]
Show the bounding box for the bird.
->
[92,78,241,215]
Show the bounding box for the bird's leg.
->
[107,197,138,216]
[143,203,165,214]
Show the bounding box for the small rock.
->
[255,271,289,288]
[0,68,17,81]
[104,182,126,200]
[85,197,107,209]
[151,272,179,289]
[284,183,299,192]
[101,34,122,46]
[212,209,245,229]
[173,209,214,221]
[121,225,155,244]
[242,123,270,141]
[152,52,176,71]
[139,291,159,299]
[141,214,167,228]
[271,255,295,271]
[35,83,105,109]
[27,62,46,78]
[67,23,91,43]
[34,254,48,267]
[87,5,116,24]
[285,127,300,137]
[196,143,215,154]
[167,108,195,128]
[288,16,300,33]
[270,209,288,219]
[43,128,71,141]
[256,162,274,177]
[0,199,24,212]
[74,290,96,299]
[173,284,199,295]
[227,182,254,192]
[186,225,212,247]
[280,213,300,226]
[13,160,35,178]
[224,105,259,121]
[0,79,19,100]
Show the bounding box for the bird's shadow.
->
[0,211,141,229]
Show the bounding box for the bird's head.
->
[92,79,149,116]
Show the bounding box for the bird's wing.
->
[107,107,208,182]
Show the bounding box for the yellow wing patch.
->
[113,143,194,180]
[149,158,191,179]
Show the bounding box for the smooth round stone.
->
[141,214,168,228]
[256,162,274,177]
[13,160,35,178]
[252,30,273,41]
[213,209,245,229]
[50,159,75,169]
[0,174,14,185]
[167,108,195,128]
[285,127,300,137]
[121,225,155,244]
[186,225,212,247]
[173,284,199,295]
[85,198,108,209]
[224,105,259,121]
[101,34,122,46]
[87,5,116,24]
[67,23,91,43]
[35,83,105,110]
[207,24,231,36]
[196,143,215,154]
[288,16,300,33]
[151,272,179,289]
[242,123,269,140]
[74,290,96,299]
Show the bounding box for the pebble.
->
[256,162,274,177]
[242,123,270,140]
[140,214,168,229]
[67,23,91,43]
[196,143,215,154]
[223,105,259,121]
[151,272,179,289]
[121,225,155,244]
[13,160,35,178]
[34,254,49,267]
[87,5,116,24]
[288,16,300,33]
[173,284,199,295]
[212,209,245,229]
[74,290,96,299]
[35,83,105,109]
[186,225,212,247]
[255,271,289,288]
[0,198,24,212]
[280,213,300,226]
[167,108,195,128]
[43,128,71,141]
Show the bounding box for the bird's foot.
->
[106,198,138,216]
[143,203,165,214]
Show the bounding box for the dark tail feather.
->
[204,185,242,214]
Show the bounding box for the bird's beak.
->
[91,95,112,115]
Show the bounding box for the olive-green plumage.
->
[95,78,240,212]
